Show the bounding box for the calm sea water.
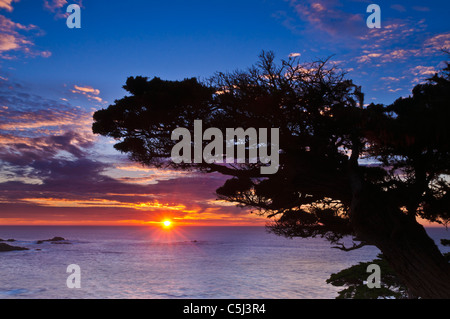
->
[0,226,448,299]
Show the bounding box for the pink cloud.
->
[288,0,364,37]
[411,65,437,76]
[0,14,50,59]
[412,6,430,12]
[423,33,450,53]
[71,85,105,104]
[43,0,67,11]
[43,0,82,19]
[356,26,449,66]
[0,0,19,12]
[390,4,406,12]
[73,85,100,95]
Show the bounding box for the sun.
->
[162,220,172,227]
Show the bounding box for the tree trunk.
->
[350,183,450,299]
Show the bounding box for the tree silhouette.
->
[93,51,450,298]
[327,254,408,299]
[327,240,450,299]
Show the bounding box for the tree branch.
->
[331,241,367,251]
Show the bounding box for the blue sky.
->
[0,0,449,225]
[3,0,449,105]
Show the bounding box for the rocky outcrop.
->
[0,243,29,252]
[36,236,70,244]
[0,236,71,251]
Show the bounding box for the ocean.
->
[0,226,448,299]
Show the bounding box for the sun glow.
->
[162,220,172,227]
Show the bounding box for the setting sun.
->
[162,220,172,227]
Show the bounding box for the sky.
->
[0,0,449,225]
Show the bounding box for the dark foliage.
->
[93,52,450,298]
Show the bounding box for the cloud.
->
[0,14,50,59]
[0,155,260,225]
[359,21,426,46]
[287,0,364,38]
[0,80,97,172]
[423,32,450,53]
[0,106,95,167]
[0,106,89,131]
[73,85,100,96]
[0,132,94,168]
[0,1,56,58]
[382,49,420,62]
[357,48,422,64]
[390,4,406,12]
[108,163,190,185]
[43,0,82,19]
[310,2,325,12]
[356,27,450,65]
[412,6,430,12]
[0,84,93,135]
[0,33,22,51]
[0,0,18,12]
[43,0,67,11]
[380,76,404,82]
[288,52,301,58]
[0,81,260,225]
[356,52,382,63]
[411,65,437,76]
[71,84,105,103]
[40,50,52,58]
[410,65,437,84]
[0,92,256,224]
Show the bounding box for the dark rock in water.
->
[49,236,65,241]
[36,236,70,244]
[0,243,29,252]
